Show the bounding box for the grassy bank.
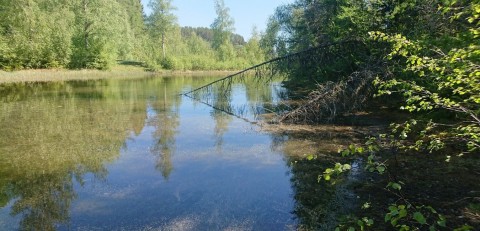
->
[0,64,238,84]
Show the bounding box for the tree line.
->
[180,27,246,46]
[0,0,265,71]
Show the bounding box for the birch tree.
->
[146,0,177,60]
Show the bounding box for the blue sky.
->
[141,0,293,40]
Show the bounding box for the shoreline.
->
[0,66,238,84]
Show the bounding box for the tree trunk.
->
[83,0,89,49]
[162,33,166,59]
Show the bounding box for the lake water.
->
[0,75,356,230]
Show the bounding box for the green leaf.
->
[357,220,364,227]
[376,166,386,173]
[393,183,402,190]
[306,154,314,160]
[437,219,446,227]
[357,146,365,153]
[453,225,474,231]
[390,209,399,216]
[366,218,374,226]
[391,217,399,226]
[413,212,427,225]
[385,213,392,222]
[362,202,371,209]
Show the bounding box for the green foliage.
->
[260,16,281,59]
[370,1,480,155]
[146,0,177,60]
[319,163,351,183]
[115,0,148,62]
[382,203,450,231]
[335,216,374,231]
[211,0,235,51]
[0,0,75,69]
[273,0,477,221]
[181,26,245,46]
[0,0,142,70]
[266,0,479,229]
[160,56,176,70]
[216,40,236,62]
[321,133,472,230]
[0,0,263,71]
[241,27,266,65]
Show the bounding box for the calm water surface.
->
[0,76,351,230]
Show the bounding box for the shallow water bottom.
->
[0,76,358,230]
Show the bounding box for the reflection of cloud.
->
[105,186,136,199]
[222,219,254,231]
[159,215,200,231]
[86,184,137,200]
[172,143,284,166]
[72,200,108,215]
[72,185,137,215]
[144,215,254,231]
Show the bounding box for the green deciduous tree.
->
[243,26,265,66]
[70,0,132,69]
[0,0,262,71]
[0,0,75,69]
[371,0,480,155]
[117,0,147,61]
[260,16,282,59]
[0,0,146,70]
[211,0,236,61]
[146,0,177,61]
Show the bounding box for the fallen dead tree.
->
[279,69,377,124]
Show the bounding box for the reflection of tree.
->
[146,75,227,177]
[0,79,149,230]
[0,75,228,229]
[148,80,181,180]
[124,80,149,136]
[187,75,286,134]
[153,143,174,179]
[287,157,336,230]
[244,76,274,105]
[276,131,358,230]
[244,76,278,121]
[210,84,233,150]
[11,174,75,231]
[212,111,232,149]
[150,111,178,179]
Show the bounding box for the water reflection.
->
[187,74,286,124]
[0,104,119,229]
[148,82,181,179]
[0,76,220,230]
[0,75,360,230]
[271,129,363,230]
